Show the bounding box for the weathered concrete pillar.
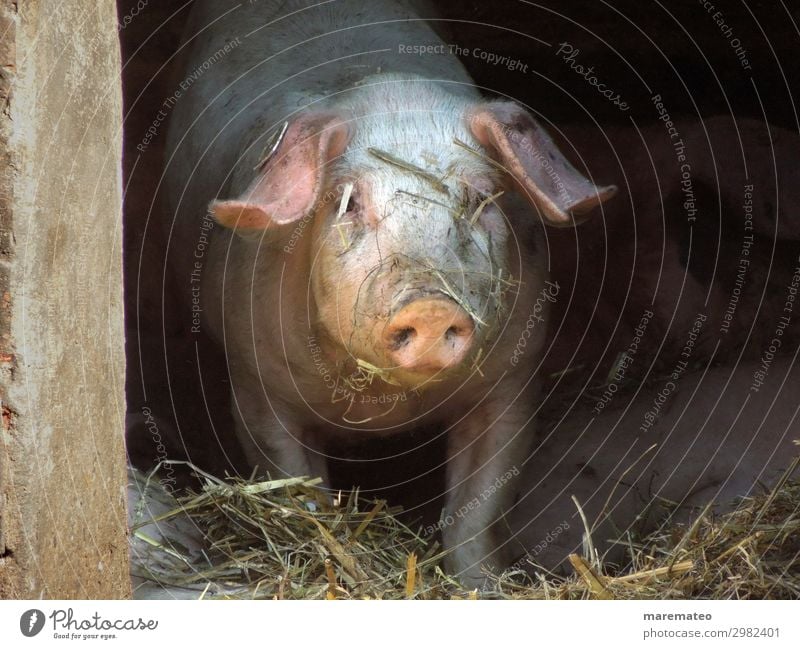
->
[0,1,129,598]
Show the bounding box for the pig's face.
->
[210,82,616,388]
[310,147,513,387]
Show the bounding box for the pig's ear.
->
[467,102,616,227]
[210,112,351,231]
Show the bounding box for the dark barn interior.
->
[118,0,800,554]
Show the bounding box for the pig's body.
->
[165,0,614,587]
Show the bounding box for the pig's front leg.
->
[231,398,329,484]
[441,402,532,589]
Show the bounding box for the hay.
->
[254,121,289,170]
[368,147,449,194]
[343,358,401,391]
[129,463,461,599]
[130,458,800,600]
[453,137,510,176]
[394,189,461,217]
[469,190,504,225]
[430,268,489,327]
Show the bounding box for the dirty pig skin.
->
[164,0,614,588]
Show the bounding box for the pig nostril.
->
[386,299,475,371]
[390,327,415,349]
[445,325,462,341]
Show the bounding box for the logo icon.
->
[20,609,45,637]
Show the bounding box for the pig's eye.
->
[346,195,357,212]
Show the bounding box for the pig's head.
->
[211,80,615,388]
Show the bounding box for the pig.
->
[163,0,614,588]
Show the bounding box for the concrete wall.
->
[0,0,129,598]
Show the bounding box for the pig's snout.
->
[384,298,474,374]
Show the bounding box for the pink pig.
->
[164,0,614,587]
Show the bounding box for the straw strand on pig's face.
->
[332,251,509,387]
